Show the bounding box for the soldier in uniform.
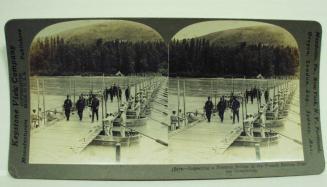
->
[76,95,85,121]
[117,85,122,101]
[31,109,42,128]
[116,108,126,137]
[264,89,269,104]
[113,83,118,98]
[231,96,240,124]
[91,94,100,122]
[87,91,93,118]
[104,87,109,103]
[244,114,254,136]
[250,89,255,104]
[125,85,130,102]
[204,96,214,123]
[109,85,114,102]
[257,110,266,138]
[217,97,227,123]
[170,110,178,131]
[104,113,115,136]
[258,89,262,104]
[63,95,72,121]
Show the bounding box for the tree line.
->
[29,36,168,76]
[169,38,299,78]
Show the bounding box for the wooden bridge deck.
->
[29,119,102,163]
[169,121,243,154]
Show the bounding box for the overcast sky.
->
[172,20,274,40]
[36,20,288,42]
[36,20,116,37]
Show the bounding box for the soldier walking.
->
[76,95,85,121]
[91,94,100,122]
[204,96,214,123]
[231,96,240,124]
[217,96,227,123]
[125,85,130,101]
[109,85,114,102]
[63,95,72,121]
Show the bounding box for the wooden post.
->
[232,77,234,94]
[257,82,260,112]
[102,74,107,115]
[277,81,280,119]
[245,96,248,117]
[241,97,244,124]
[216,79,218,106]
[183,80,186,126]
[241,97,245,133]
[101,92,104,127]
[266,79,268,103]
[42,79,46,126]
[37,79,40,127]
[167,43,170,66]
[273,78,275,108]
[89,76,92,92]
[69,78,72,96]
[255,143,261,161]
[210,79,213,99]
[102,74,105,90]
[117,88,120,112]
[177,79,180,128]
[134,83,137,103]
[116,143,121,162]
[73,79,76,104]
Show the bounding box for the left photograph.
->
[28,20,168,164]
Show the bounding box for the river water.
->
[168,78,303,164]
[29,76,168,164]
[29,76,303,164]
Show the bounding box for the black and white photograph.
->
[168,20,303,164]
[4,17,324,180]
[28,20,168,164]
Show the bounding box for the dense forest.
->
[29,36,299,78]
[29,36,168,76]
[169,38,299,78]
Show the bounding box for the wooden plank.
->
[70,125,102,153]
[169,121,242,154]
[217,126,243,153]
[30,119,102,162]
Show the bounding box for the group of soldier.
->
[204,96,240,124]
[245,87,269,104]
[170,95,241,131]
[204,87,269,125]
[170,86,270,127]
[62,83,132,123]
[103,83,131,103]
[63,93,100,123]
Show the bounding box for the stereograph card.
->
[5,18,324,180]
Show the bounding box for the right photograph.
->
[168,20,303,164]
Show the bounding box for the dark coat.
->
[118,87,122,98]
[264,90,269,100]
[104,88,110,100]
[76,99,85,111]
[231,99,240,112]
[63,99,72,110]
[217,100,227,112]
[91,97,100,111]
[113,86,118,96]
[204,100,214,112]
[108,87,114,96]
[125,87,130,98]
